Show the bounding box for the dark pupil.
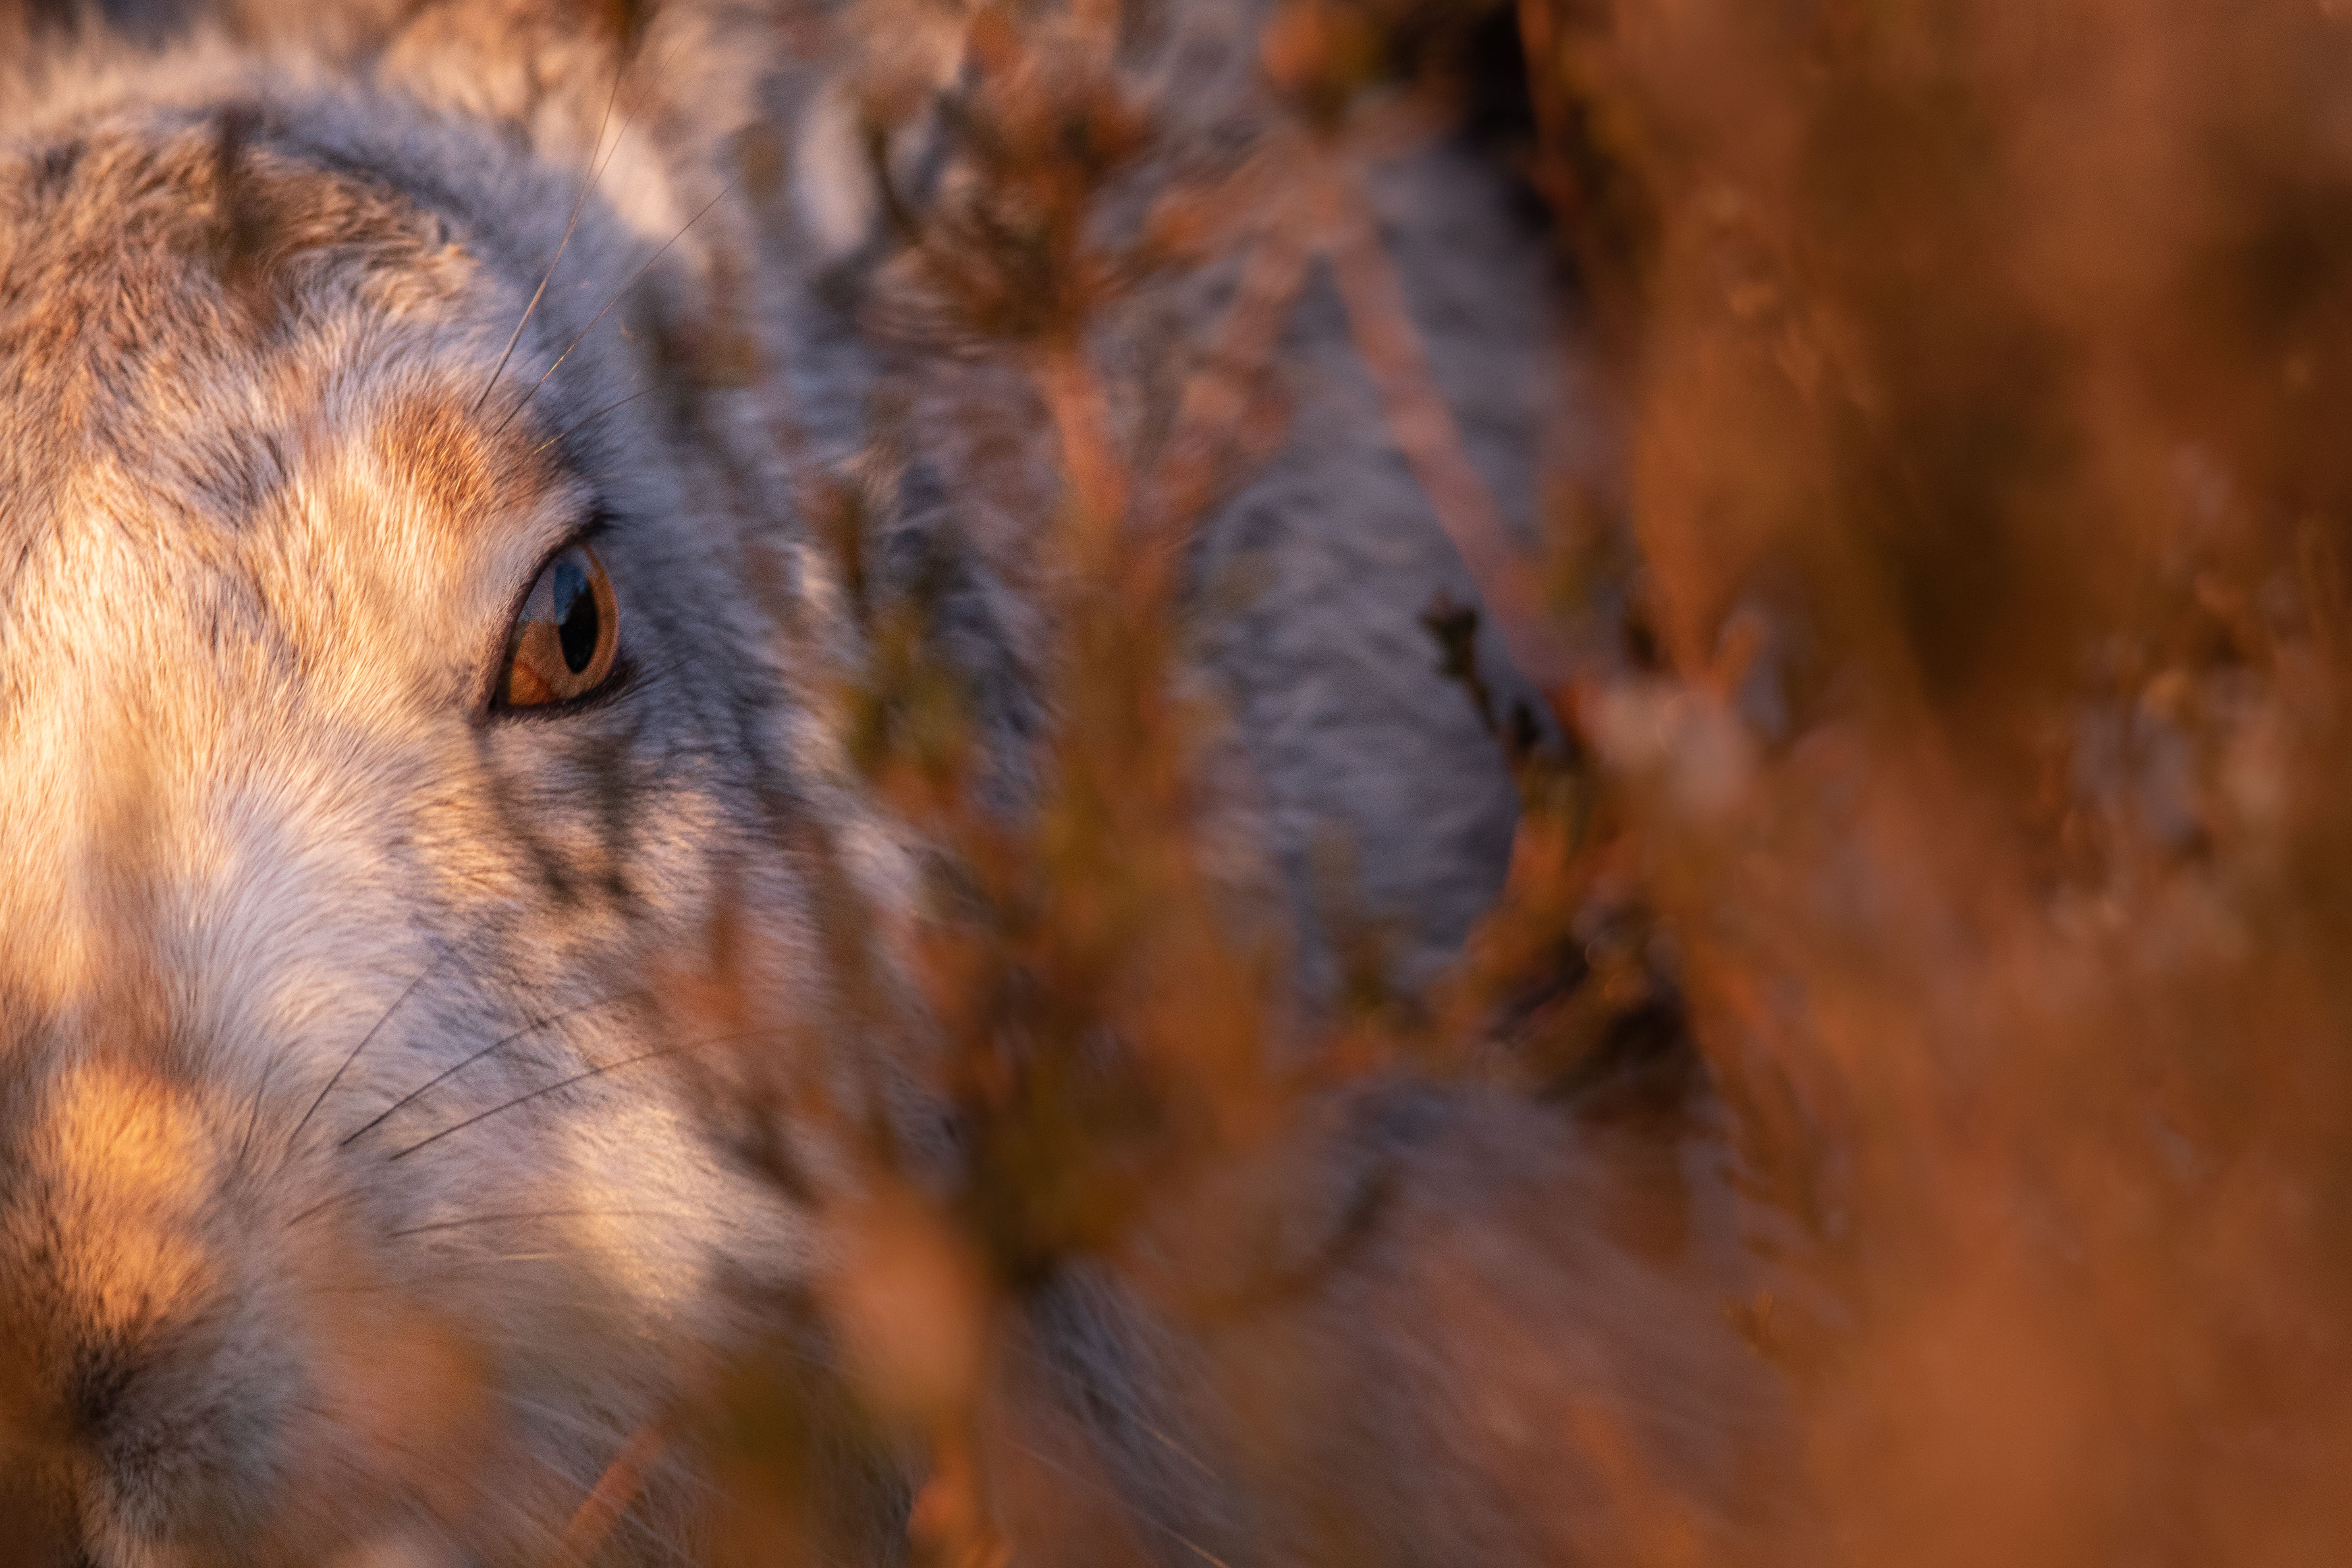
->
[552,559,599,674]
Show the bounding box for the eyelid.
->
[493,652,638,722]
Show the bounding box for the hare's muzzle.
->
[0,1057,506,1567]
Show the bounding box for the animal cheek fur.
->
[292,1289,511,1535]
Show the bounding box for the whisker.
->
[303,1258,569,1292]
[375,1424,576,1562]
[469,30,695,417]
[503,1393,726,1497]
[338,989,646,1149]
[531,386,654,459]
[289,943,451,1151]
[303,1394,678,1568]
[526,1421,731,1568]
[520,1447,705,1568]
[234,1049,284,1177]
[1005,1433,1239,1568]
[490,175,742,440]
[471,50,628,416]
[386,1027,778,1163]
[285,1187,365,1232]
[388,1208,697,1239]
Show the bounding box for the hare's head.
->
[0,7,922,1562]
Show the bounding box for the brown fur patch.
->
[378,392,500,523]
[374,389,560,549]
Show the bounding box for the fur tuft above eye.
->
[498,544,619,708]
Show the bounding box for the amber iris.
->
[499,543,619,707]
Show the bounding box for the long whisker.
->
[385,1028,776,1163]
[338,989,647,1149]
[1005,1433,1238,1568]
[531,386,654,459]
[387,1208,699,1239]
[285,1186,365,1232]
[471,31,697,416]
[235,1050,285,1177]
[472,52,629,416]
[526,1450,705,1568]
[503,1392,729,1498]
[290,943,451,1151]
[291,1403,574,1564]
[491,175,742,440]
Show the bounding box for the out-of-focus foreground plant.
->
[1538,1,2352,1562]
[635,2,2352,1564]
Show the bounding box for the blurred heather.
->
[629,2,2352,1563]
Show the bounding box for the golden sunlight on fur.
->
[1,0,2348,1564]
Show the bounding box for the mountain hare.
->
[0,1,1779,1563]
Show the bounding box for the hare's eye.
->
[498,544,619,708]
